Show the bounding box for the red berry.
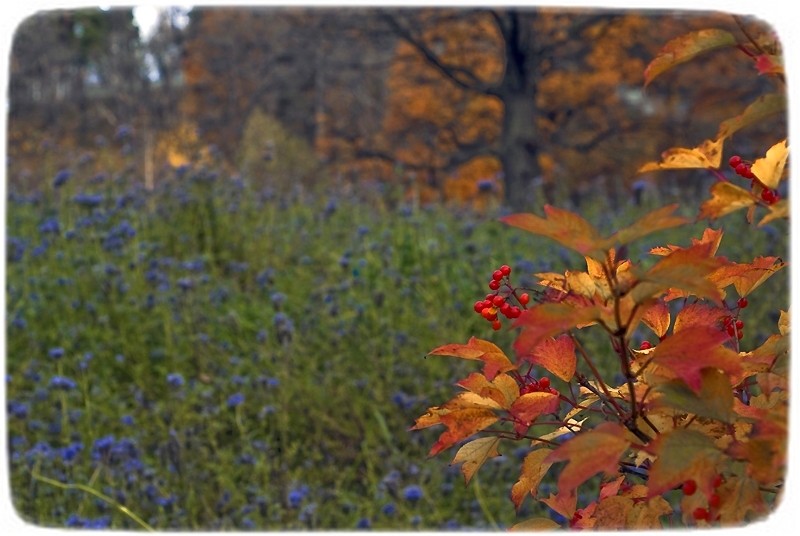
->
[723,316,732,327]
[500,265,511,276]
[729,155,742,168]
[639,341,652,350]
[693,508,709,521]
[489,280,500,291]
[735,320,743,330]
[737,298,748,309]
[500,303,512,317]
[727,325,736,336]
[492,295,505,307]
[492,270,504,281]
[761,189,774,202]
[510,306,521,318]
[473,301,485,313]
[743,168,755,179]
[492,320,502,331]
[481,308,492,319]
[737,330,743,339]
[549,387,559,396]
[683,479,697,496]
[735,163,748,175]
[712,474,724,488]
[772,193,781,203]
[538,377,550,390]
[519,293,530,305]
[709,493,721,509]
[482,299,493,309]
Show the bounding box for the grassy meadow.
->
[5,152,788,530]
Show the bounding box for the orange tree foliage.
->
[412,24,787,530]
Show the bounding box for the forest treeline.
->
[7,7,785,209]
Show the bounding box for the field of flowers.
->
[5,150,787,530]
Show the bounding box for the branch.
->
[381,12,500,97]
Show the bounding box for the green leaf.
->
[654,368,739,423]
[644,30,737,87]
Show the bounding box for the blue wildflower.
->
[227,393,245,407]
[53,170,71,188]
[49,376,76,390]
[38,218,61,234]
[356,517,371,529]
[166,373,184,387]
[382,503,396,516]
[48,347,65,360]
[403,485,423,502]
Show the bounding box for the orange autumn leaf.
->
[523,335,576,382]
[508,517,561,531]
[673,302,727,333]
[601,204,689,251]
[510,448,553,511]
[711,256,786,298]
[429,408,499,457]
[644,29,736,87]
[540,488,578,520]
[650,326,741,392]
[509,392,561,435]
[450,436,501,485]
[512,303,601,357]
[500,206,603,258]
[641,300,670,338]
[544,422,630,494]
[456,372,519,409]
[428,337,516,380]
[593,495,634,530]
[409,407,451,430]
[698,182,760,222]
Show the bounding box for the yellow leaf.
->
[758,199,788,226]
[779,309,790,335]
[717,93,787,140]
[750,140,788,189]
[626,496,672,529]
[531,418,588,447]
[450,436,501,485]
[638,138,724,172]
[698,182,759,222]
[511,448,553,510]
[593,495,634,530]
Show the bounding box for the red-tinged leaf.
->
[602,204,689,250]
[698,182,760,222]
[456,373,492,394]
[650,326,741,392]
[717,93,787,140]
[512,303,601,357]
[429,343,484,360]
[524,335,576,382]
[630,241,724,304]
[508,517,561,531]
[540,488,577,520]
[511,448,554,511]
[731,256,786,297]
[750,140,788,189]
[442,392,505,411]
[716,476,769,525]
[726,439,781,485]
[758,199,789,226]
[637,138,724,172]
[509,392,560,435]
[733,398,767,420]
[429,408,500,457]
[673,302,726,333]
[644,29,736,87]
[599,475,626,501]
[593,496,634,530]
[642,300,670,338]
[646,429,722,498]
[570,503,598,530]
[450,436,501,485]
[755,54,784,75]
[410,407,451,430]
[499,206,603,257]
[544,422,630,494]
[456,373,519,409]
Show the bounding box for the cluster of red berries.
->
[684,474,725,523]
[472,265,529,331]
[729,155,780,205]
[721,297,748,340]
[520,376,558,396]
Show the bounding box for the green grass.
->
[5,160,788,530]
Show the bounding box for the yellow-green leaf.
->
[450,436,501,485]
[654,368,737,423]
[758,199,788,226]
[751,140,788,189]
[644,29,736,87]
[717,93,787,140]
[646,429,723,498]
